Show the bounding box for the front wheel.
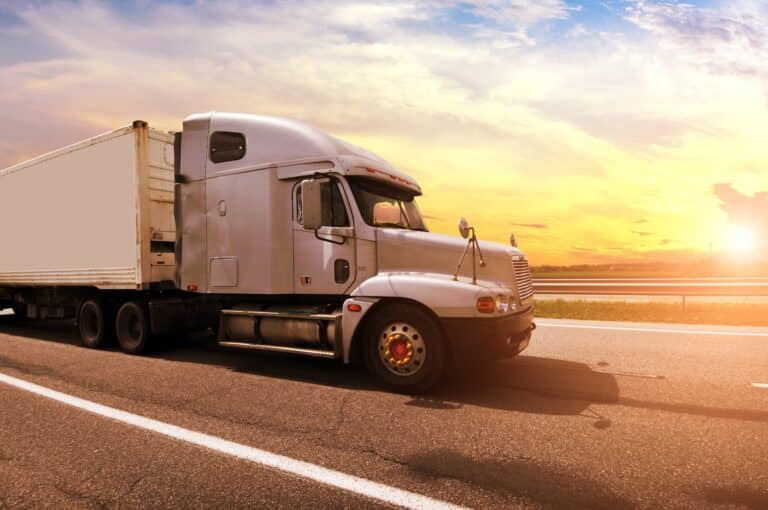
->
[116,301,151,354]
[363,304,446,394]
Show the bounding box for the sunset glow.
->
[727,225,757,256]
[1,1,767,265]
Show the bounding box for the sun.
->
[727,225,756,255]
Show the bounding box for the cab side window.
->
[321,182,349,227]
[210,131,246,163]
[296,181,350,227]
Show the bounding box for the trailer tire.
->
[78,299,112,349]
[116,301,151,355]
[363,303,445,394]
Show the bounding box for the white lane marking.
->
[593,369,664,380]
[536,321,768,337]
[752,383,768,389]
[0,372,466,510]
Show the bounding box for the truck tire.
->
[116,301,151,354]
[363,303,446,394]
[78,299,112,349]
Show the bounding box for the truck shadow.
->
[431,356,619,425]
[405,448,635,509]
[0,317,81,345]
[701,486,768,510]
[156,331,620,424]
[167,334,619,424]
[0,316,617,423]
[5,319,768,426]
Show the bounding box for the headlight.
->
[495,295,510,313]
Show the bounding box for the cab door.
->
[292,179,357,294]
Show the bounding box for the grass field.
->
[535,299,768,327]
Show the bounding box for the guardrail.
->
[533,278,768,297]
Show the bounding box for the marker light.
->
[495,295,510,313]
[476,296,495,313]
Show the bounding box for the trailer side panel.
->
[0,127,172,289]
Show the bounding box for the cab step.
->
[217,342,336,358]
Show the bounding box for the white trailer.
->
[0,113,535,392]
[0,121,176,291]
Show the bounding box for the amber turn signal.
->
[476,296,495,313]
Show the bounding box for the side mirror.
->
[300,179,324,230]
[458,217,470,239]
[509,232,517,248]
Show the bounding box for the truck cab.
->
[175,112,535,392]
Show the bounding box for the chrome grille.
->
[513,258,534,301]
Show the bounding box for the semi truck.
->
[0,112,535,392]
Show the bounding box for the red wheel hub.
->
[390,339,409,361]
[384,333,414,366]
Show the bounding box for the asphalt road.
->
[0,315,767,509]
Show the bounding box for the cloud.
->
[632,231,652,236]
[626,1,768,77]
[465,0,574,25]
[566,23,590,38]
[0,1,766,266]
[530,103,708,150]
[713,183,768,228]
[511,222,549,229]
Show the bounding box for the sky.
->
[1,0,767,266]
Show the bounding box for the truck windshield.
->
[347,176,428,231]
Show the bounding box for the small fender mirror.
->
[458,217,470,239]
[300,179,324,230]
[509,232,517,247]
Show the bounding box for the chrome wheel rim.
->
[377,322,426,376]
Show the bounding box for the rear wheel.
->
[363,304,446,394]
[116,301,151,354]
[78,299,112,348]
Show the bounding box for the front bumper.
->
[440,304,535,361]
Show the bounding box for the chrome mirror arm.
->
[453,226,484,284]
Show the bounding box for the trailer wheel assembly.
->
[116,301,151,354]
[363,304,445,394]
[78,299,112,348]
